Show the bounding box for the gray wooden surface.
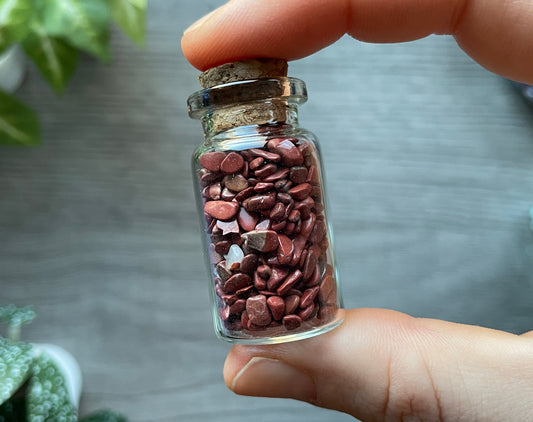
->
[1,1,532,420]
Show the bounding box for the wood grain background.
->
[1,1,532,420]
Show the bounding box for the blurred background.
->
[1,0,532,421]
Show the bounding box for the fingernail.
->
[183,6,222,35]
[231,356,316,402]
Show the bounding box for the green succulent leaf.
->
[0,305,36,329]
[0,337,34,406]
[110,0,146,46]
[0,396,26,421]
[22,19,79,94]
[79,409,128,422]
[37,0,111,61]
[0,90,40,145]
[26,353,77,422]
[0,0,33,53]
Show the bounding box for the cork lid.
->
[199,58,288,88]
[188,58,306,134]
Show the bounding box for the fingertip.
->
[223,345,250,390]
[181,0,347,71]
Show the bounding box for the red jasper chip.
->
[237,207,258,232]
[302,249,318,281]
[240,254,258,274]
[288,183,312,201]
[288,209,301,223]
[256,265,272,279]
[276,269,303,296]
[208,182,221,200]
[200,151,226,172]
[282,314,302,330]
[318,275,336,305]
[242,230,279,252]
[229,299,246,315]
[204,201,239,221]
[306,165,320,184]
[224,174,249,192]
[224,273,251,294]
[269,202,285,221]
[267,138,304,167]
[234,186,255,202]
[284,295,300,314]
[290,166,308,184]
[220,152,244,174]
[262,168,290,182]
[267,296,285,321]
[277,234,294,266]
[309,219,326,244]
[200,170,220,187]
[253,182,274,193]
[219,306,230,321]
[306,263,321,287]
[298,303,316,321]
[254,163,278,179]
[253,271,267,290]
[267,266,289,291]
[215,240,231,255]
[220,187,236,201]
[249,148,281,162]
[246,295,272,326]
[300,286,320,309]
[249,157,264,170]
[300,213,316,239]
[271,220,286,232]
[243,192,276,211]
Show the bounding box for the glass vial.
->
[187,59,343,344]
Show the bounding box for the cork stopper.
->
[199,58,288,88]
[197,59,290,133]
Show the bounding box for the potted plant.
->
[0,305,127,421]
[0,0,147,146]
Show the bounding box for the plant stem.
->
[8,324,20,342]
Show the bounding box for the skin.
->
[181,0,533,83]
[181,1,533,419]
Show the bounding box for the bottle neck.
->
[188,77,308,139]
[201,100,300,139]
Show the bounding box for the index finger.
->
[181,0,533,84]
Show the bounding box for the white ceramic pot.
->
[0,44,26,93]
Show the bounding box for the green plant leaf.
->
[0,396,26,421]
[0,337,34,406]
[0,305,36,329]
[110,0,146,46]
[22,20,79,94]
[79,409,128,422]
[0,90,40,145]
[37,0,111,61]
[0,0,33,52]
[0,305,36,341]
[26,353,77,422]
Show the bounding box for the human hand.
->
[181,0,533,84]
[224,309,533,420]
[181,1,533,420]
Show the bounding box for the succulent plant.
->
[0,305,127,421]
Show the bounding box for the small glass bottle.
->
[187,59,343,344]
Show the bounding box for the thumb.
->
[224,308,533,421]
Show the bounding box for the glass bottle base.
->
[216,309,345,345]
